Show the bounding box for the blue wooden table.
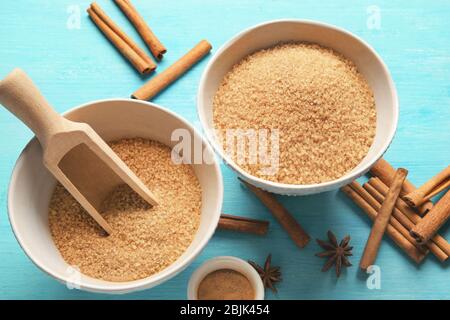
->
[0,0,449,300]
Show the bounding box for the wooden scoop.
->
[0,69,158,234]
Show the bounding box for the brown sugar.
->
[48,138,202,282]
[213,43,377,184]
[197,269,255,300]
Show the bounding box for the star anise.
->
[248,254,281,293]
[315,231,352,277]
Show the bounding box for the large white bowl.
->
[198,19,398,195]
[7,99,223,294]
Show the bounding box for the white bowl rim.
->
[197,18,399,191]
[7,98,224,293]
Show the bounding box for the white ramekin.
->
[197,19,399,195]
[7,99,223,294]
[187,256,265,300]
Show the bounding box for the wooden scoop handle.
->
[0,68,68,147]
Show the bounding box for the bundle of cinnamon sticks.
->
[87,1,212,100]
[342,158,450,266]
[87,2,160,74]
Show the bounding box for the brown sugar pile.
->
[48,138,202,282]
[213,43,377,184]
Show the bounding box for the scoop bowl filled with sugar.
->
[7,99,223,293]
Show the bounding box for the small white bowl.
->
[187,256,265,300]
[197,19,399,195]
[8,99,223,294]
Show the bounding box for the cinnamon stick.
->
[353,182,424,250]
[424,179,450,202]
[411,190,450,244]
[350,180,422,257]
[87,4,155,75]
[364,181,447,262]
[369,177,450,257]
[238,178,310,248]
[114,0,166,60]
[341,183,426,264]
[218,214,269,235]
[90,2,156,70]
[360,168,408,270]
[404,165,450,208]
[132,40,212,100]
[370,158,433,215]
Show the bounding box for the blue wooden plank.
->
[0,0,449,299]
